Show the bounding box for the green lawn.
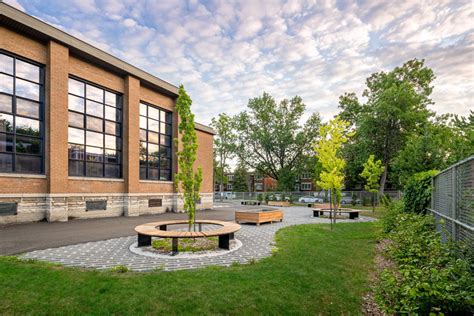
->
[0,222,378,315]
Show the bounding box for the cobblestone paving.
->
[21,206,376,271]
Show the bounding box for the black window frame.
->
[139,101,173,181]
[67,76,123,178]
[0,50,45,174]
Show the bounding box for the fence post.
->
[452,165,458,240]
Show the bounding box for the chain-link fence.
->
[429,156,473,252]
[214,190,401,206]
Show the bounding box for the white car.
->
[298,196,324,203]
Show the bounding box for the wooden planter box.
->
[267,201,291,207]
[235,209,284,225]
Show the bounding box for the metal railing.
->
[213,190,402,205]
[429,156,473,252]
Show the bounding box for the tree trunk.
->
[379,163,388,197]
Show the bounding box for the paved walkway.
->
[20,206,376,271]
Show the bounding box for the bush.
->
[362,196,370,206]
[376,209,474,314]
[351,193,357,206]
[109,265,129,273]
[403,170,438,214]
[380,193,392,207]
[380,200,404,234]
[257,193,263,202]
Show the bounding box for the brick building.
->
[0,3,214,224]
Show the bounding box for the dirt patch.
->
[362,239,394,315]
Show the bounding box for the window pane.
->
[140,103,147,116]
[86,116,103,132]
[148,131,159,144]
[160,134,171,146]
[104,91,117,107]
[140,166,146,179]
[105,106,117,121]
[86,100,103,118]
[0,74,13,94]
[15,155,41,173]
[160,169,171,181]
[16,98,40,118]
[0,94,12,113]
[16,117,40,136]
[148,106,159,119]
[160,111,166,122]
[105,149,120,163]
[0,54,14,75]
[68,127,84,144]
[105,121,120,136]
[160,158,171,169]
[148,119,159,132]
[69,78,84,96]
[147,168,158,180]
[148,154,158,168]
[68,95,84,113]
[139,129,147,141]
[68,112,84,128]
[86,131,103,147]
[105,164,120,178]
[148,143,159,158]
[140,116,147,129]
[86,84,103,102]
[16,79,40,101]
[15,59,40,83]
[0,153,13,172]
[161,122,172,135]
[86,162,103,177]
[165,112,172,123]
[16,136,41,154]
[105,135,119,150]
[86,146,103,162]
[69,160,84,176]
[160,145,171,158]
[0,133,13,152]
[68,144,84,160]
[0,113,13,132]
[139,142,147,160]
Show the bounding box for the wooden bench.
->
[235,209,283,225]
[307,203,331,208]
[134,220,241,252]
[312,208,360,219]
[241,200,261,205]
[267,201,290,207]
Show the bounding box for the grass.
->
[152,237,218,252]
[0,222,378,315]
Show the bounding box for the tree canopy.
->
[233,92,321,191]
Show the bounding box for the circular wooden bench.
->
[134,220,241,253]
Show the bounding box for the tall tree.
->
[339,59,435,194]
[234,92,321,191]
[360,155,385,213]
[174,85,202,231]
[211,113,236,201]
[232,161,249,192]
[314,117,352,229]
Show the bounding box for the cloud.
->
[11,0,473,124]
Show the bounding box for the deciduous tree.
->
[234,92,321,191]
[360,155,385,213]
[314,117,352,229]
[174,85,202,231]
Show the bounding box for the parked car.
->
[298,196,324,203]
[340,193,361,205]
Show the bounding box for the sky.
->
[6,0,473,125]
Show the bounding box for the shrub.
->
[380,193,392,207]
[362,196,370,206]
[376,210,474,314]
[257,193,263,202]
[403,170,438,214]
[351,193,357,206]
[380,200,404,234]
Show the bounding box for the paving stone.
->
[20,206,376,271]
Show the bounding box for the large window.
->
[0,52,44,174]
[67,77,122,178]
[139,102,172,181]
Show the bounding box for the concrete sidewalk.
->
[0,208,239,255]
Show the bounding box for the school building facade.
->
[0,3,214,224]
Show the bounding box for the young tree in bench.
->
[174,85,202,231]
[314,117,352,230]
[360,155,384,213]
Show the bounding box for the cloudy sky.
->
[6,0,473,124]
